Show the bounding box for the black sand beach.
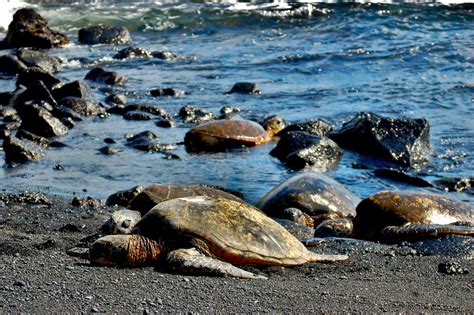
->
[1,192,472,313]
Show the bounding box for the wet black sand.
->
[0,192,472,313]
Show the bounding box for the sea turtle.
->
[82,196,348,279]
[106,183,244,215]
[257,172,360,228]
[184,118,283,152]
[313,190,474,242]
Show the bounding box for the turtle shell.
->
[133,196,314,266]
[128,183,244,215]
[184,119,271,151]
[257,172,360,220]
[354,190,474,239]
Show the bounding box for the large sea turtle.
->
[257,172,361,228]
[184,118,283,152]
[80,196,348,279]
[313,190,474,242]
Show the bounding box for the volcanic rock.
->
[3,8,69,49]
[329,112,431,167]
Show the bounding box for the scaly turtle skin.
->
[88,196,347,279]
[257,172,360,227]
[128,183,244,215]
[313,190,474,242]
[184,119,278,152]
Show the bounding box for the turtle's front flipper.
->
[166,248,267,280]
[381,223,474,241]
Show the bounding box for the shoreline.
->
[1,191,472,313]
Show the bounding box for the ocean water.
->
[0,0,473,205]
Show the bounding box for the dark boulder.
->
[328,112,431,167]
[155,118,175,128]
[150,88,184,97]
[3,135,44,163]
[227,82,261,94]
[58,97,103,117]
[0,55,27,76]
[3,8,69,49]
[85,67,127,86]
[98,146,121,155]
[17,66,62,88]
[16,48,63,73]
[270,131,342,170]
[78,25,132,45]
[179,105,216,124]
[52,80,91,101]
[13,80,57,107]
[278,119,333,138]
[18,101,68,138]
[373,168,433,187]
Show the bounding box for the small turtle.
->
[257,172,360,227]
[184,119,283,152]
[82,196,347,279]
[313,190,474,242]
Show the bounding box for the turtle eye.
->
[121,219,131,228]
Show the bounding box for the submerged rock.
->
[373,168,433,187]
[113,47,152,59]
[78,25,132,45]
[227,82,261,94]
[3,8,69,49]
[329,112,431,167]
[85,67,127,86]
[150,88,184,97]
[270,131,342,171]
[123,104,169,118]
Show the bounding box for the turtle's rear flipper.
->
[381,224,474,241]
[166,248,267,280]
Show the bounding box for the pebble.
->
[13,280,26,287]
[90,306,99,313]
[438,262,469,275]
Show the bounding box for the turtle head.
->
[90,234,163,267]
[101,210,142,235]
[262,115,287,138]
[314,218,354,238]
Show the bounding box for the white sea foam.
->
[0,0,33,30]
